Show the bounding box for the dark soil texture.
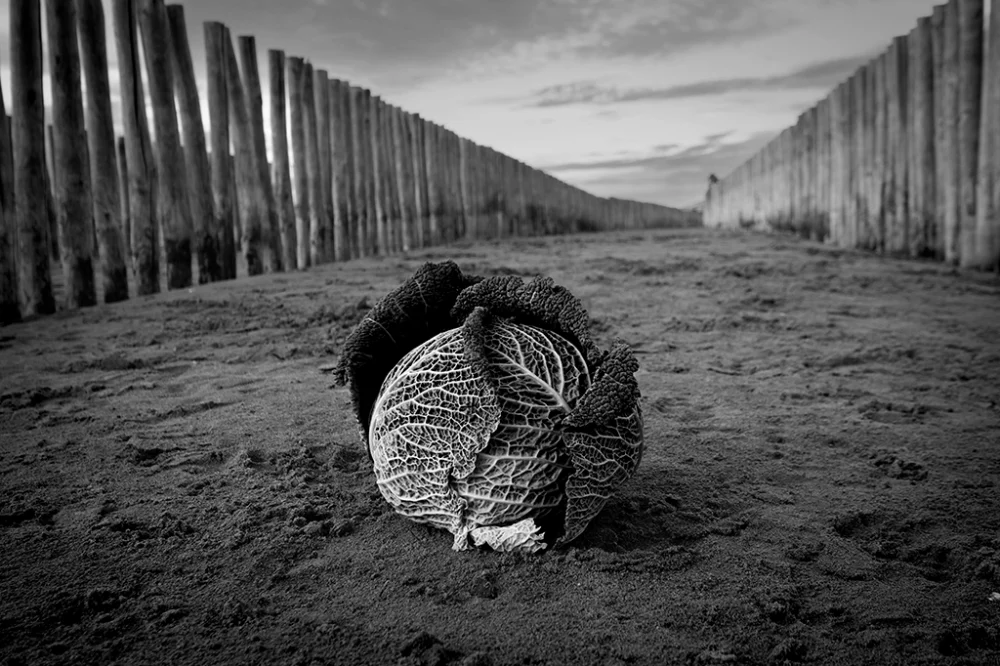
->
[2,228,999,666]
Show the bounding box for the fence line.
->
[0,0,700,323]
[704,0,999,272]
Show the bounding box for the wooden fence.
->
[704,0,1000,272]
[0,0,699,322]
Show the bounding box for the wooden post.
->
[138,0,193,289]
[828,82,845,246]
[423,119,440,245]
[855,66,871,248]
[942,1,962,262]
[113,0,158,295]
[931,5,948,259]
[458,137,472,243]
[973,0,1000,269]
[329,79,348,261]
[361,89,377,255]
[389,104,411,253]
[222,28,263,277]
[314,68,331,263]
[379,100,397,253]
[410,113,426,248]
[348,86,366,258]
[302,62,322,266]
[237,35,279,272]
[909,19,936,258]
[336,80,355,261]
[887,38,910,255]
[0,60,18,321]
[78,0,129,302]
[287,57,309,269]
[957,0,984,267]
[204,22,234,280]
[44,124,59,261]
[269,50,296,271]
[227,150,239,275]
[369,95,387,255]
[871,53,887,253]
[166,4,216,283]
[46,0,97,307]
[116,136,130,253]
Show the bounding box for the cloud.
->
[528,53,873,107]
[541,131,775,207]
[572,0,796,59]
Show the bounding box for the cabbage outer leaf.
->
[469,517,546,553]
[369,317,591,551]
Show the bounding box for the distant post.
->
[314,68,332,263]
[957,0,983,268]
[302,62,322,266]
[941,1,961,262]
[270,50,296,271]
[287,57,310,269]
[973,0,1000,269]
[370,95,387,255]
[330,79,349,262]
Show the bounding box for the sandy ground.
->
[1,228,999,666]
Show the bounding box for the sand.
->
[1,228,999,666]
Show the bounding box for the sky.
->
[0,0,968,208]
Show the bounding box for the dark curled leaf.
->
[562,340,641,429]
[335,261,482,442]
[451,275,601,368]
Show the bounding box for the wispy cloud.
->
[527,53,873,107]
[570,0,795,59]
[543,131,775,207]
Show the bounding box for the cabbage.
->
[335,262,643,552]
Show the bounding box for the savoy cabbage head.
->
[335,261,643,552]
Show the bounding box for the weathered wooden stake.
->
[138,0,194,289]
[269,50,296,271]
[78,0,129,302]
[370,95,387,254]
[46,0,97,307]
[909,18,936,258]
[410,113,426,248]
[113,0,158,295]
[287,57,310,269]
[203,22,234,280]
[167,4,217,283]
[238,35,279,272]
[302,62,322,266]
[390,104,411,252]
[424,119,440,245]
[957,0,984,267]
[329,79,349,262]
[116,136,130,253]
[314,69,332,263]
[222,28,264,276]
[931,5,948,258]
[973,0,1000,269]
[942,0,962,262]
[0,61,18,322]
